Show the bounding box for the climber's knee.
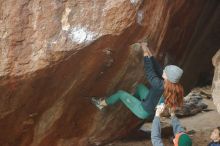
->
[117,90,130,96]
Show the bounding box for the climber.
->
[151,104,192,146]
[208,127,220,146]
[91,42,184,120]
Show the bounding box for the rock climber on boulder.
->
[91,42,184,120]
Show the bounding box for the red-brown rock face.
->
[0,0,219,146]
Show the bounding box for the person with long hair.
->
[91,42,184,119]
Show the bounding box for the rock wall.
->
[153,0,220,93]
[212,49,220,114]
[0,0,220,146]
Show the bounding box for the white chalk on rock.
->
[68,26,97,44]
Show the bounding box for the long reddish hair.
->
[163,80,184,109]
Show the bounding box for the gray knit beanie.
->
[164,65,183,83]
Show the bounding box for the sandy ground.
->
[106,99,220,146]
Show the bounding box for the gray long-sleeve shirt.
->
[151,116,185,146]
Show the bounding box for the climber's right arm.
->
[144,57,164,89]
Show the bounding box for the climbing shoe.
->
[91,97,105,110]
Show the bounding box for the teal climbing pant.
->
[105,84,150,119]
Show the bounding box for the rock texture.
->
[212,49,220,113]
[0,0,220,146]
[178,1,220,92]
